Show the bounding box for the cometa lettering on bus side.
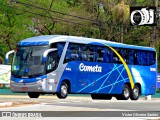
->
[79,63,102,72]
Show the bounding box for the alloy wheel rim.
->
[124,88,129,98]
[133,88,139,98]
[61,85,67,97]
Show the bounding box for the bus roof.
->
[18,35,155,51]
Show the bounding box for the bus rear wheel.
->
[116,84,130,100]
[28,92,40,98]
[91,94,112,100]
[130,85,140,100]
[57,82,68,99]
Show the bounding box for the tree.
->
[112,0,130,43]
[0,0,35,60]
[0,0,159,67]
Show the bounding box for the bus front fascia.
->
[5,50,14,64]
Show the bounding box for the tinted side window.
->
[147,52,156,65]
[96,46,104,62]
[106,49,114,63]
[65,43,106,63]
[110,48,125,64]
[135,50,155,66]
[135,51,142,65]
[64,43,80,62]
[89,46,114,63]
[46,51,58,73]
[102,47,110,63]
[127,50,135,65]
[64,43,156,66]
[50,42,65,58]
[95,47,113,63]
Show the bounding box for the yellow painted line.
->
[104,44,134,89]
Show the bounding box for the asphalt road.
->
[0,95,160,111]
[0,95,160,119]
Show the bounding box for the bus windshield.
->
[12,46,49,78]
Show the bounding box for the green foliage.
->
[136,0,145,2]
[0,0,159,70]
[112,1,130,24]
[0,0,36,61]
[66,0,80,6]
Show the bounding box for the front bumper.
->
[10,79,57,93]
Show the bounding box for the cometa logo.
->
[79,63,102,72]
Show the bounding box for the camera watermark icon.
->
[2,112,12,117]
[130,7,156,26]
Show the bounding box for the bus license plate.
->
[22,87,28,91]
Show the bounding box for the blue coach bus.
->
[6,35,157,100]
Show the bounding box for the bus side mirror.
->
[42,48,57,62]
[5,50,14,64]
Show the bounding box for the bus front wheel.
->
[116,84,130,100]
[56,82,68,99]
[28,92,40,98]
[130,85,140,100]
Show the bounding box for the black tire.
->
[28,92,40,98]
[91,94,112,100]
[91,94,97,99]
[130,85,140,100]
[57,82,68,99]
[116,84,130,100]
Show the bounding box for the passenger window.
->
[135,51,142,65]
[142,52,147,65]
[70,44,79,60]
[96,46,105,62]
[64,43,79,62]
[96,46,114,63]
[87,45,96,62]
[119,49,127,62]
[103,47,109,63]
[57,43,65,58]
[79,45,89,61]
[147,52,155,65]
[128,50,135,65]
[134,51,155,66]
[113,48,120,63]
[106,49,113,63]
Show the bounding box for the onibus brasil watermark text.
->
[2,112,42,117]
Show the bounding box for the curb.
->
[0,102,13,107]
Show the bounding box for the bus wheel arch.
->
[56,79,71,99]
[130,83,141,100]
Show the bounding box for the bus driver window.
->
[46,51,57,72]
